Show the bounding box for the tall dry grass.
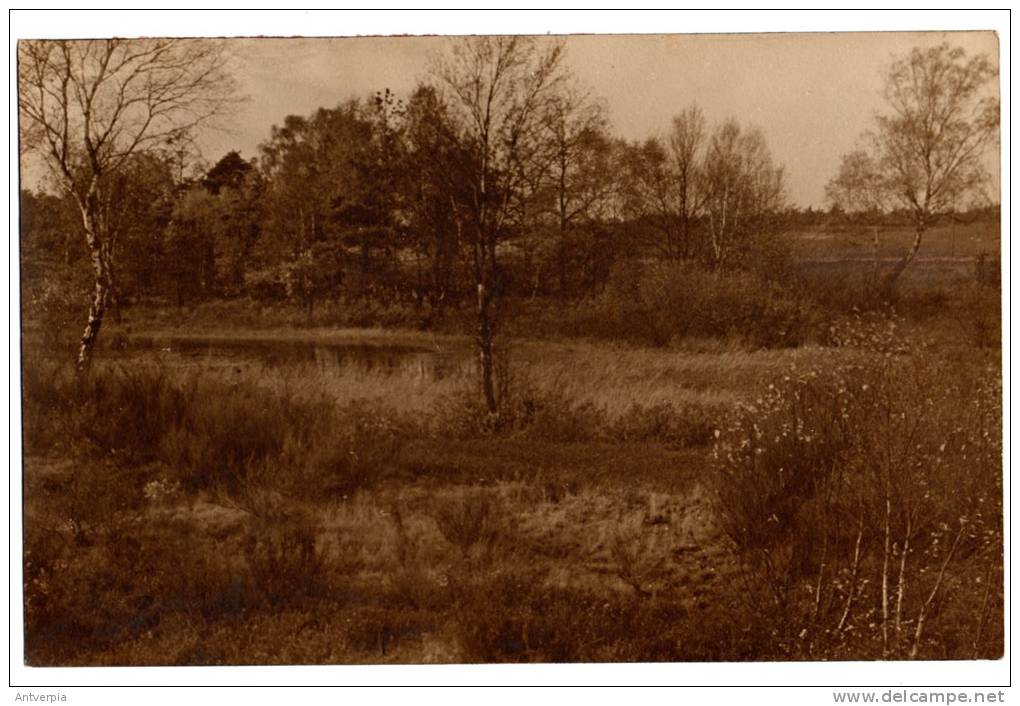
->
[22,360,406,499]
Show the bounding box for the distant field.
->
[790,219,1000,260]
[789,220,1000,290]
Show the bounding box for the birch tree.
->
[835,42,998,296]
[702,120,785,269]
[18,38,237,370]
[435,36,566,413]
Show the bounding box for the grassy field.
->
[20,233,1004,663]
[22,314,1003,664]
[791,220,1000,260]
[23,332,753,664]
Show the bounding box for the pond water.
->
[115,334,475,381]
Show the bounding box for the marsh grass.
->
[22,360,407,502]
[19,280,1002,664]
[431,489,513,562]
[242,509,327,607]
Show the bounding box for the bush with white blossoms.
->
[713,318,1002,660]
[143,478,182,505]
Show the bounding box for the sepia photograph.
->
[11,10,1006,686]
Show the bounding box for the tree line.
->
[19,37,998,408]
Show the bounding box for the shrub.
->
[21,361,77,455]
[61,461,150,546]
[712,343,1002,659]
[243,509,326,607]
[431,489,511,562]
[22,363,404,500]
[342,606,431,657]
[23,362,194,461]
[386,506,449,612]
[611,400,721,447]
[124,294,462,334]
[974,252,1000,288]
[436,383,722,447]
[433,350,719,447]
[547,261,821,349]
[24,514,254,665]
[450,570,754,662]
[21,263,93,359]
[449,568,542,662]
[259,400,404,501]
[158,379,301,492]
[434,346,608,441]
[793,266,885,316]
[952,283,1001,349]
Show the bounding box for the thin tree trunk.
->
[812,524,829,636]
[558,156,569,294]
[894,514,913,644]
[882,221,925,298]
[708,212,722,270]
[881,494,891,657]
[457,195,499,417]
[77,225,111,372]
[477,280,497,414]
[910,526,964,659]
[812,478,834,635]
[972,560,995,658]
[837,514,865,632]
[709,189,729,270]
[871,226,881,291]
